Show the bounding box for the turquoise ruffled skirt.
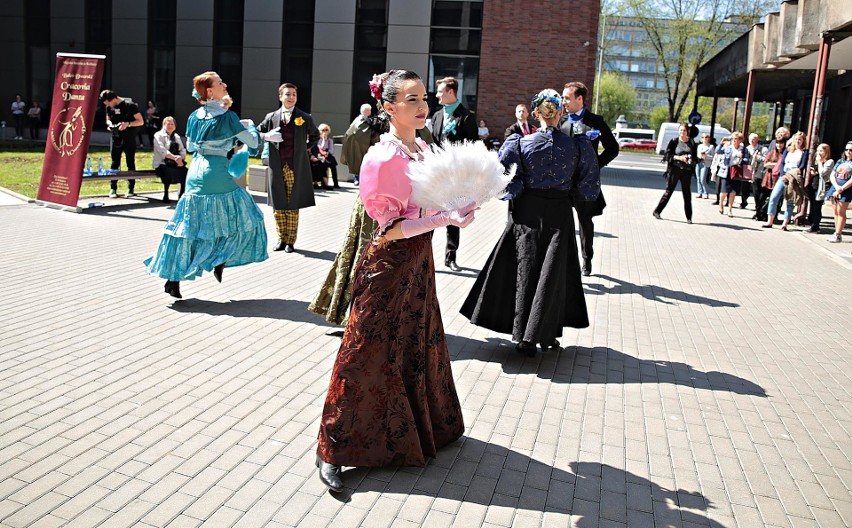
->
[144,167,268,281]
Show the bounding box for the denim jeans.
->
[767,178,794,220]
[695,165,708,196]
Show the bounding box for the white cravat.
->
[282,106,293,124]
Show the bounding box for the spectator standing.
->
[145,101,161,148]
[26,101,41,140]
[10,95,25,139]
[504,104,536,139]
[340,103,372,185]
[719,132,750,218]
[747,133,767,219]
[826,141,852,243]
[806,143,833,233]
[653,123,697,223]
[100,90,145,198]
[763,132,808,229]
[695,132,712,199]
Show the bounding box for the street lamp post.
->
[594,11,607,115]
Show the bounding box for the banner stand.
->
[36,52,105,212]
[33,199,83,213]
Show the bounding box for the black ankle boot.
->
[315,455,343,492]
[214,263,225,283]
[164,280,181,299]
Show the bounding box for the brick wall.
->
[478,0,600,137]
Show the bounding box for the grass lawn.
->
[0,141,263,199]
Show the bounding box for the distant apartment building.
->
[603,16,745,125]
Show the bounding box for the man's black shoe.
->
[273,241,287,251]
[284,244,295,253]
[447,261,461,272]
[582,259,592,276]
[316,456,344,492]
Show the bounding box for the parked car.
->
[617,137,636,146]
[620,139,657,150]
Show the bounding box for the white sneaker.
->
[827,233,841,243]
[125,191,137,198]
[108,190,118,198]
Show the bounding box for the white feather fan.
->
[407,140,515,211]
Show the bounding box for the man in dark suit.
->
[431,76,479,272]
[504,103,536,139]
[259,83,320,253]
[559,81,618,276]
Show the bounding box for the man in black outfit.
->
[431,76,479,272]
[100,90,144,198]
[503,103,536,139]
[559,82,618,277]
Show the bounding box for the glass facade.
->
[213,0,245,114]
[428,0,483,113]
[281,0,315,112]
[25,0,51,114]
[148,0,176,117]
[351,0,388,119]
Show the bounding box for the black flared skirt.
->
[460,189,589,344]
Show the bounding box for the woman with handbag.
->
[806,143,833,233]
[653,123,697,223]
[825,141,852,243]
[152,116,188,202]
[719,132,750,217]
[763,132,808,228]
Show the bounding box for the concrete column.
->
[174,0,213,128]
[241,0,284,124]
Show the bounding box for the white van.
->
[655,122,731,154]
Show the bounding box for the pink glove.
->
[399,202,476,238]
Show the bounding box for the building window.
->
[281,0,315,112]
[213,0,244,114]
[148,0,176,117]
[25,0,51,112]
[428,0,483,113]
[86,0,111,130]
[351,0,388,119]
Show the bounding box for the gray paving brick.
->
[3,162,852,527]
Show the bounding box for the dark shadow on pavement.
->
[82,198,172,222]
[295,249,337,262]
[445,336,766,397]
[169,298,334,325]
[324,439,727,527]
[585,274,738,307]
[702,222,761,231]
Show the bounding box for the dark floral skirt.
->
[317,230,464,467]
[460,189,589,344]
[308,197,377,325]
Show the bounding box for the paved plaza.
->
[1,153,850,527]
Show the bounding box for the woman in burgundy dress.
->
[315,70,477,493]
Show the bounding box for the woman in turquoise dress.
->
[144,71,268,299]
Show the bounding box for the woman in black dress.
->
[653,123,697,223]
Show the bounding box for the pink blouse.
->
[359,135,428,232]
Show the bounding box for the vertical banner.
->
[36,53,105,209]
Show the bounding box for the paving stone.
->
[2,161,852,527]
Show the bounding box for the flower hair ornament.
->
[191,88,201,100]
[369,74,383,101]
[530,89,562,113]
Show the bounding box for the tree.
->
[649,106,670,134]
[595,72,636,127]
[620,0,774,123]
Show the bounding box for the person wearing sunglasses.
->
[826,141,852,243]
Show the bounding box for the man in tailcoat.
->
[559,81,619,276]
[503,103,536,139]
[259,83,320,253]
[431,76,479,272]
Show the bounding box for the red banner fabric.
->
[36,53,105,208]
